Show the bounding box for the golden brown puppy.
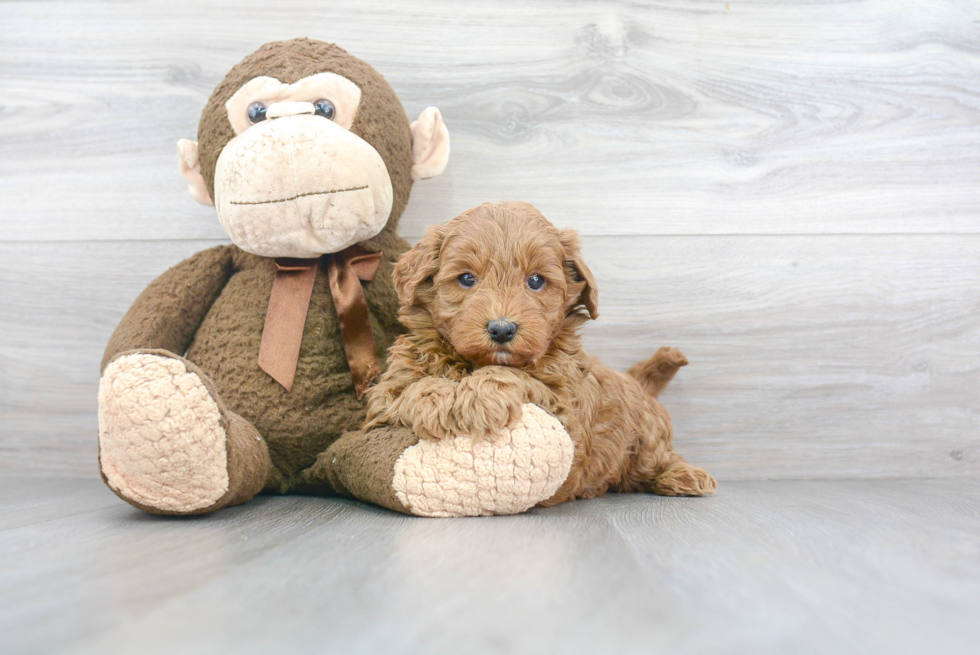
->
[364,201,716,504]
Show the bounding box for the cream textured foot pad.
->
[392,404,574,517]
[98,353,229,513]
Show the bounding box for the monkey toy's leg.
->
[98,246,272,515]
[99,350,273,515]
[295,404,576,517]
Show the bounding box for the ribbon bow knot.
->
[257,245,383,398]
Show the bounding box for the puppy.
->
[364,201,716,504]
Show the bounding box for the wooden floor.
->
[2,2,979,653]
[2,477,978,654]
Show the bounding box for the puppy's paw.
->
[453,367,525,438]
[651,461,718,497]
[400,377,459,441]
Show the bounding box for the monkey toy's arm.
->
[101,245,236,371]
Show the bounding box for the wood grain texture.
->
[1,477,978,654]
[2,236,977,479]
[1,0,979,241]
[1,0,979,479]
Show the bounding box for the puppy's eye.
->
[247,102,268,124]
[527,274,545,291]
[313,99,336,120]
[458,273,477,289]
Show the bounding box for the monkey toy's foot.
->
[392,404,575,517]
[321,404,574,518]
[98,351,269,515]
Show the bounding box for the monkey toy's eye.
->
[313,99,336,120]
[458,273,477,289]
[247,102,267,124]
[527,274,545,291]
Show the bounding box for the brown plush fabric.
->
[197,38,415,255]
[104,244,404,484]
[221,407,276,506]
[101,246,236,373]
[294,425,421,514]
[99,39,428,516]
[99,349,273,515]
[182,247,403,482]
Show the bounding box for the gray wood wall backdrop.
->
[1,0,978,481]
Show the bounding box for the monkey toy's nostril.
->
[487,319,518,344]
[265,101,316,120]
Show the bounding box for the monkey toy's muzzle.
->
[212,108,394,259]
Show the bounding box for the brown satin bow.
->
[257,246,383,398]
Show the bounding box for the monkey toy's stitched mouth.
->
[229,185,369,206]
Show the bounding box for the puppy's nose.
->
[487,319,518,344]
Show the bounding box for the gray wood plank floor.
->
[2,477,978,654]
[3,4,978,654]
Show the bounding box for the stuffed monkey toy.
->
[98,38,574,517]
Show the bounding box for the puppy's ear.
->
[394,224,447,309]
[559,228,599,320]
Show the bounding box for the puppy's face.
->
[395,202,598,368]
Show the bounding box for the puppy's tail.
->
[627,347,688,398]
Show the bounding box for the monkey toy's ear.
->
[176,139,214,206]
[410,107,450,182]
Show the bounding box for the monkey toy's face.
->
[215,73,393,258]
[177,40,450,259]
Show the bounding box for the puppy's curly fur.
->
[364,202,716,503]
